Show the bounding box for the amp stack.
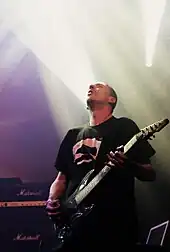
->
[0,178,54,252]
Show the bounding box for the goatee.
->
[86,98,93,110]
[86,99,107,110]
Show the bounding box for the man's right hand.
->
[46,198,62,222]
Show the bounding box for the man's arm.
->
[130,161,156,181]
[112,118,156,181]
[107,149,156,181]
[48,129,73,201]
[46,172,67,219]
[46,130,72,218]
[48,172,67,200]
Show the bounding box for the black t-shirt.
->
[54,116,155,242]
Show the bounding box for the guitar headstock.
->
[136,118,169,141]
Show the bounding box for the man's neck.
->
[89,108,113,126]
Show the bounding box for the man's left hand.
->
[107,145,128,168]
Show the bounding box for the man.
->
[46,82,156,251]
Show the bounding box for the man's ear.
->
[108,96,116,105]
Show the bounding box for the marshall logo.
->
[16,189,42,197]
[13,233,41,241]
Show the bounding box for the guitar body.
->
[53,169,95,251]
[53,204,94,251]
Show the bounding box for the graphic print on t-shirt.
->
[72,137,102,165]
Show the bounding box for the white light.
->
[0,0,95,103]
[146,63,152,68]
[141,0,166,67]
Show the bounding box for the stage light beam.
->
[141,0,166,67]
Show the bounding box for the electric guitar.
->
[52,118,169,250]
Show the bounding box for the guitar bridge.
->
[58,225,71,240]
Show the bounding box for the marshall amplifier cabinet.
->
[0,178,49,201]
[0,178,54,252]
[0,207,55,252]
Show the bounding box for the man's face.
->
[87,82,112,104]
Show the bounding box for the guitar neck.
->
[75,165,111,205]
[124,135,137,154]
[74,135,137,205]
